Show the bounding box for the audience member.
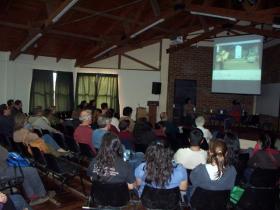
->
[183,98,195,126]
[87,133,135,190]
[87,99,96,111]
[135,141,188,196]
[118,120,135,150]
[7,99,14,110]
[105,109,119,134]
[74,110,96,154]
[133,117,156,146]
[14,113,67,156]
[159,112,179,140]
[0,104,14,137]
[248,133,280,169]
[28,107,60,133]
[0,145,50,206]
[11,100,23,118]
[91,109,102,130]
[195,116,212,143]
[174,129,207,170]
[100,103,108,115]
[78,100,88,111]
[44,107,60,127]
[190,140,236,196]
[92,116,110,149]
[120,106,134,132]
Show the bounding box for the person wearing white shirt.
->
[174,129,207,170]
[195,116,213,143]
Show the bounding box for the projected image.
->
[214,42,260,71]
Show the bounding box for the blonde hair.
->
[195,116,205,127]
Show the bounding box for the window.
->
[30,70,74,112]
[76,73,119,112]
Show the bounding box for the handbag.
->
[230,186,245,204]
[6,152,30,167]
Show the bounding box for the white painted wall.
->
[0,52,75,113]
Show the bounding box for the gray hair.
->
[97,115,111,128]
[195,116,205,127]
[79,110,92,122]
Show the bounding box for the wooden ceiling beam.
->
[73,6,171,34]
[9,0,79,60]
[188,4,276,24]
[150,0,160,17]
[167,26,225,53]
[233,25,280,39]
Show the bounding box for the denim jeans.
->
[10,194,32,210]
[42,134,60,150]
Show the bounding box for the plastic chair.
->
[190,187,230,210]
[141,185,181,210]
[82,181,130,209]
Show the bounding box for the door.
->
[173,79,197,124]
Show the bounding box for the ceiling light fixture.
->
[130,18,165,39]
[52,0,79,23]
[21,33,43,52]
[190,11,236,22]
[94,45,118,59]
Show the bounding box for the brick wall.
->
[167,46,254,118]
[262,45,280,84]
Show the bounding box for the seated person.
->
[120,107,134,132]
[249,133,280,170]
[13,113,67,156]
[105,110,119,135]
[28,107,60,134]
[135,141,188,197]
[74,110,96,154]
[87,133,135,190]
[159,112,179,140]
[195,116,212,143]
[133,117,156,147]
[0,104,14,137]
[0,145,50,206]
[190,140,236,196]
[92,116,111,150]
[118,120,135,150]
[174,129,207,170]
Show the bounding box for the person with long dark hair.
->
[190,140,236,195]
[87,133,135,190]
[135,141,188,196]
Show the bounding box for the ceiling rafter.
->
[187,4,277,24]
[233,25,280,39]
[75,8,179,67]
[122,53,159,70]
[9,0,80,61]
[167,26,225,53]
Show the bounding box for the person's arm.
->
[126,162,136,190]
[179,180,188,191]
[178,165,188,191]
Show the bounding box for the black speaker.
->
[152,82,161,94]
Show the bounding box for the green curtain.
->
[75,73,119,112]
[76,73,97,105]
[55,72,74,111]
[96,74,119,112]
[29,69,53,112]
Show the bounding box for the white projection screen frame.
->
[211,35,263,94]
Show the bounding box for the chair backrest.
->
[250,168,280,188]
[91,181,130,207]
[65,136,80,153]
[30,146,47,167]
[78,143,95,159]
[52,133,68,150]
[141,185,181,210]
[190,187,230,210]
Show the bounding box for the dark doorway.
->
[173,79,197,124]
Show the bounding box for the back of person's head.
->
[123,106,132,117]
[33,107,43,116]
[160,112,167,121]
[97,115,111,128]
[7,99,14,107]
[14,113,26,131]
[223,132,240,166]
[119,119,130,131]
[101,103,108,110]
[79,109,92,123]
[95,133,123,175]
[259,133,272,150]
[207,139,228,178]
[0,104,8,115]
[43,108,52,117]
[189,128,203,146]
[14,100,22,106]
[79,100,87,109]
[105,110,113,119]
[195,116,205,127]
[145,140,174,187]
[89,99,96,106]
